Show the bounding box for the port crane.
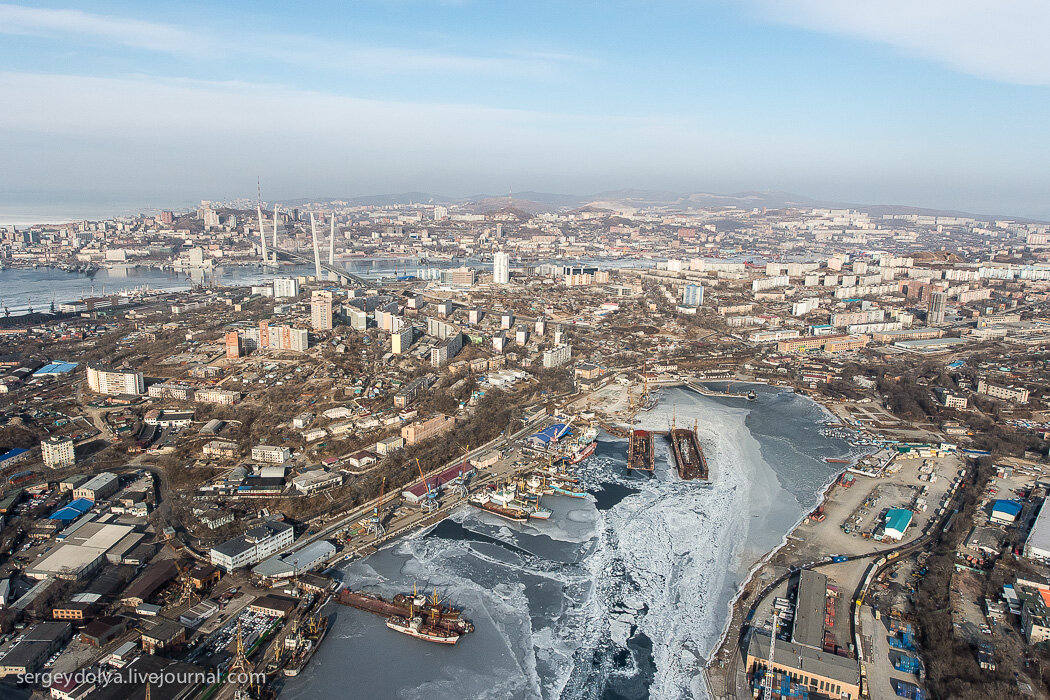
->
[449,446,470,498]
[416,458,440,513]
[762,612,779,700]
[366,477,387,539]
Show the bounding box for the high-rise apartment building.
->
[42,436,75,468]
[273,277,300,299]
[86,365,144,395]
[311,291,334,331]
[493,252,510,284]
[225,331,241,359]
[682,284,705,307]
[927,290,947,326]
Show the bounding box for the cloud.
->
[0,3,210,54]
[0,2,579,76]
[747,0,1050,86]
[0,71,708,198]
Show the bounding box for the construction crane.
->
[366,477,386,539]
[416,458,439,513]
[762,611,780,700]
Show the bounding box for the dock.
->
[668,427,709,481]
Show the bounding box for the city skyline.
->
[3,1,1050,218]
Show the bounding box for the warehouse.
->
[1025,501,1050,562]
[791,569,829,649]
[0,622,71,676]
[991,499,1023,525]
[251,540,336,584]
[49,498,94,523]
[883,509,913,541]
[746,631,860,699]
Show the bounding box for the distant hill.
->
[277,190,1046,222]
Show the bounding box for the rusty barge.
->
[668,421,708,481]
[627,429,655,472]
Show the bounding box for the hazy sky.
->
[2,1,1050,217]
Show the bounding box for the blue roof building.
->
[0,448,29,465]
[991,499,1023,524]
[49,498,94,522]
[33,361,79,377]
[527,423,571,447]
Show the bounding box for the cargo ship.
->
[668,419,709,481]
[468,488,531,522]
[282,611,330,677]
[337,589,474,635]
[578,426,599,445]
[627,429,654,472]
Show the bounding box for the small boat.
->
[746,390,757,401]
[527,504,553,520]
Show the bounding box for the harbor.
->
[281,381,855,700]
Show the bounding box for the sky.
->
[1,0,1049,218]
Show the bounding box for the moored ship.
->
[386,615,461,644]
[337,589,474,635]
[282,611,330,677]
[567,440,596,464]
[468,489,531,522]
[627,429,654,472]
[668,419,709,481]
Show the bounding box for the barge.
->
[668,421,709,481]
[627,429,655,472]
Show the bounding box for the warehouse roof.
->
[49,498,94,522]
[1026,501,1050,556]
[992,499,1023,518]
[792,569,828,649]
[747,631,860,686]
[885,508,913,536]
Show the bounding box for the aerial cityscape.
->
[2,2,1050,700]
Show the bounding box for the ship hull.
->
[468,499,530,522]
[668,428,709,481]
[386,618,460,644]
[627,430,655,472]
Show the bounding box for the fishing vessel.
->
[549,476,587,499]
[578,426,599,445]
[526,502,553,520]
[385,616,461,644]
[567,440,596,464]
[282,611,330,677]
[627,429,655,472]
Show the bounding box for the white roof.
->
[1027,501,1050,555]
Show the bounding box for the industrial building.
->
[73,472,119,501]
[745,631,861,700]
[883,508,913,541]
[210,519,294,571]
[251,540,337,584]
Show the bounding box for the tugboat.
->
[746,389,757,401]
